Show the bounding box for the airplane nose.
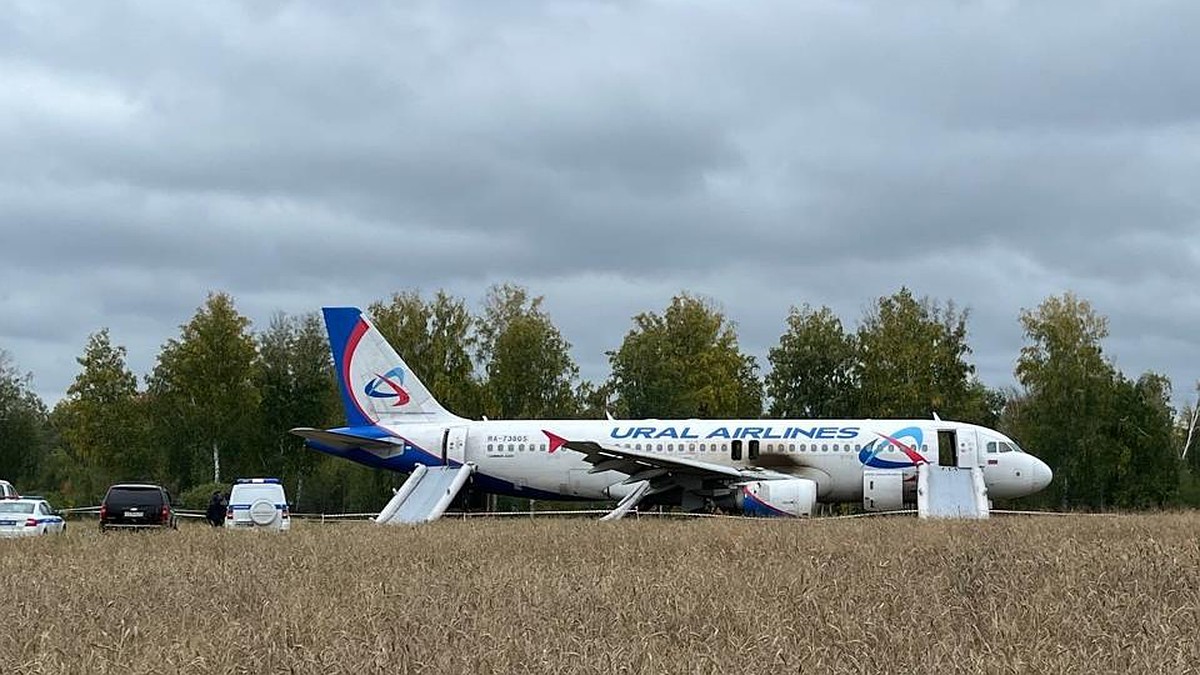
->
[1031,458,1053,492]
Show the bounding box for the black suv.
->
[99,484,178,532]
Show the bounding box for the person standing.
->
[205,490,226,527]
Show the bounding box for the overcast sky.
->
[2,0,1197,412]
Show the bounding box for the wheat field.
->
[4,513,1199,674]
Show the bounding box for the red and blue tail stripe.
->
[323,307,375,428]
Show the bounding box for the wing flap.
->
[590,458,641,474]
[625,468,670,484]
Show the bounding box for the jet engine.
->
[736,478,818,517]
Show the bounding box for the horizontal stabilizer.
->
[290,427,401,452]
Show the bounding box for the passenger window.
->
[508,444,515,452]
[700,443,707,452]
[789,444,796,453]
[822,444,829,452]
[656,444,663,452]
[689,443,696,452]
[487,443,493,451]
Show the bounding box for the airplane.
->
[291,307,1053,518]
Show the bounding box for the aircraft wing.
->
[561,438,791,483]
[290,427,403,452]
[557,438,826,519]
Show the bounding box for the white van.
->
[0,480,18,499]
[225,478,290,531]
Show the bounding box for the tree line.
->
[1,285,1195,512]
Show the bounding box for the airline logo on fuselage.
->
[858,427,927,468]
[364,366,411,407]
[607,424,929,468]
[609,425,860,440]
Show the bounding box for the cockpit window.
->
[986,442,998,454]
[999,442,1014,453]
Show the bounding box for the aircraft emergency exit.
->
[291,307,1053,517]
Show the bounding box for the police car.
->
[225,478,291,531]
[0,498,66,537]
[0,480,17,499]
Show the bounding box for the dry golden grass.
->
[5,513,1200,674]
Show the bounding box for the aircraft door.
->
[442,426,468,465]
[955,427,979,468]
[937,430,957,467]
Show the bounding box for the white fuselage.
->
[328,417,1050,504]
[306,306,1053,510]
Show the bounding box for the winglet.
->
[543,430,569,454]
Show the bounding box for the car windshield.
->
[0,502,34,514]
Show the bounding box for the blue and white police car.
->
[225,478,291,531]
[0,498,66,537]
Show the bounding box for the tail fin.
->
[322,307,462,426]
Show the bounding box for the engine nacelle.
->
[736,478,818,517]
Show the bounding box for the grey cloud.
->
[2,0,1198,406]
